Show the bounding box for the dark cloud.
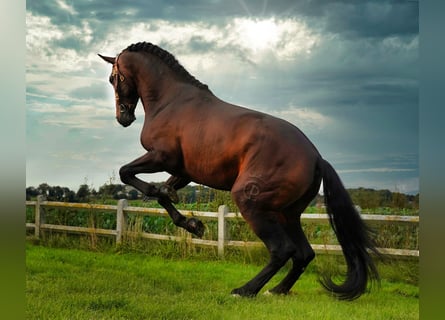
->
[322,1,418,38]
[359,82,418,107]
[280,0,418,39]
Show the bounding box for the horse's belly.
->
[183,158,238,191]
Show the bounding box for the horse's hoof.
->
[186,218,205,238]
[159,184,179,203]
[231,288,256,298]
[231,288,242,296]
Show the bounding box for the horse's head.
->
[98,53,139,127]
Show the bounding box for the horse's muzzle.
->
[117,104,136,127]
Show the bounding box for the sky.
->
[26,0,419,195]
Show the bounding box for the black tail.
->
[319,158,380,300]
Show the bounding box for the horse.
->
[98,41,379,300]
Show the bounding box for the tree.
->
[26,186,39,200]
[48,186,64,201]
[37,183,50,197]
[391,192,407,209]
[76,184,91,202]
[63,188,76,202]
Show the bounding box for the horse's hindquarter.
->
[234,111,320,202]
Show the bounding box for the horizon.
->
[26,180,419,197]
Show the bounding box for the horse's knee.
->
[119,165,132,184]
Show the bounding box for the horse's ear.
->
[98,54,116,64]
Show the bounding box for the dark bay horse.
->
[99,42,379,300]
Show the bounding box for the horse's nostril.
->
[119,104,127,113]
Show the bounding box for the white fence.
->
[26,195,419,258]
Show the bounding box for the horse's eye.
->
[109,75,114,84]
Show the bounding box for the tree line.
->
[312,187,418,210]
[26,182,138,203]
[26,182,419,210]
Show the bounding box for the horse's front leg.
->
[119,154,205,237]
[141,175,192,203]
[158,196,205,238]
[161,175,205,237]
[119,152,178,203]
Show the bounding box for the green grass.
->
[26,244,418,320]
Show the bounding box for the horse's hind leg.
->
[268,219,314,295]
[230,210,297,297]
[230,185,297,296]
[268,175,321,295]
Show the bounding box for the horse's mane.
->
[124,42,210,92]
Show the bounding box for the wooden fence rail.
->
[26,195,419,258]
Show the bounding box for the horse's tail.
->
[319,158,380,300]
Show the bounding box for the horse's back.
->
[178,96,320,197]
[213,99,320,169]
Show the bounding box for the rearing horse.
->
[99,42,379,300]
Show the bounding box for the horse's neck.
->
[141,80,208,119]
[135,63,169,111]
[133,56,207,115]
[138,77,183,115]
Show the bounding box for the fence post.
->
[34,195,45,239]
[218,205,228,258]
[116,199,128,245]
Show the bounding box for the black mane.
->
[124,42,210,92]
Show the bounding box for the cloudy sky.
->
[26,0,418,194]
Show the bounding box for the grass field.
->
[26,244,418,320]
